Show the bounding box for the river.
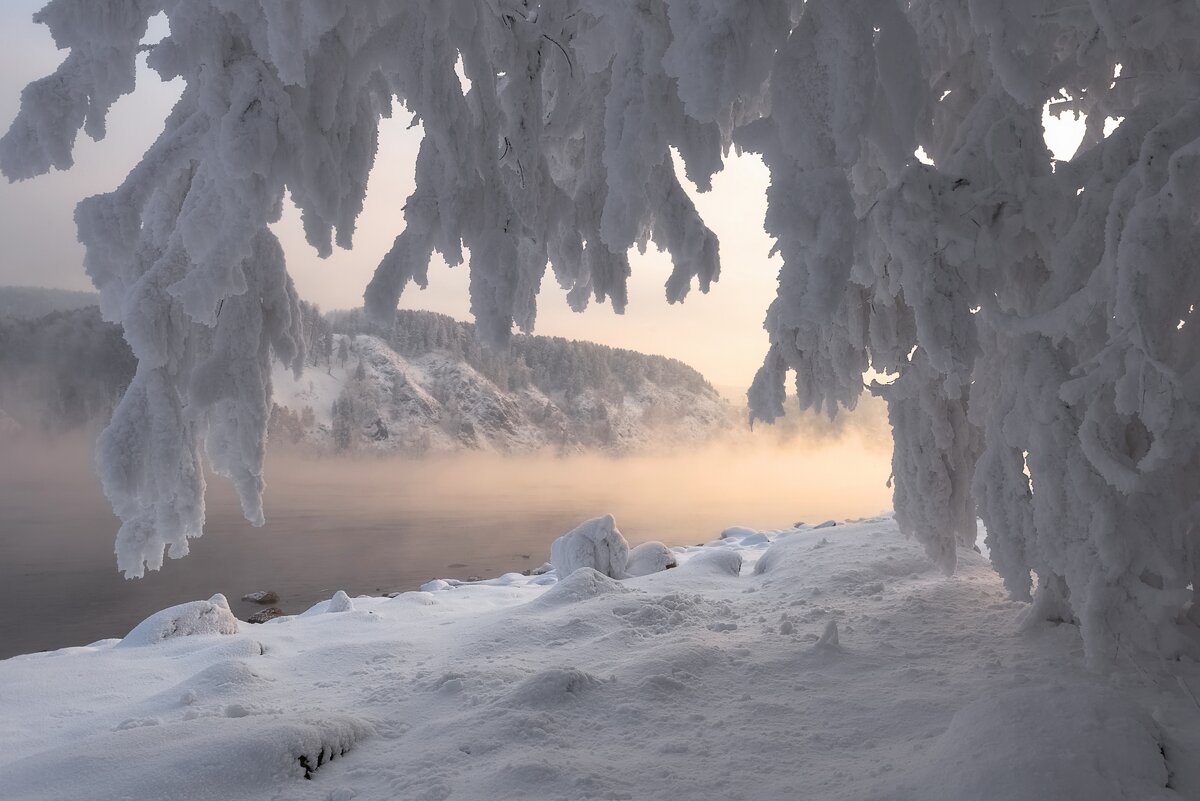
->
[0,434,891,658]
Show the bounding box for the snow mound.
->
[327,591,354,613]
[119,594,239,647]
[679,548,743,577]
[753,536,808,575]
[157,659,271,707]
[549,515,630,579]
[504,667,604,708]
[532,568,630,608]
[912,686,1172,801]
[720,526,770,546]
[626,541,676,577]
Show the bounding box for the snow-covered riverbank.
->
[2,517,1197,801]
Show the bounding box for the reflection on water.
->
[0,434,891,659]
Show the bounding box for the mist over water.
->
[0,429,891,659]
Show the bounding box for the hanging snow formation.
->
[4,0,1199,662]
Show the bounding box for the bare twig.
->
[542,34,574,77]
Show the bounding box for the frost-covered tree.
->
[5,0,1199,662]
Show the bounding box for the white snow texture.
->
[4,1,1200,661]
[3,518,1196,801]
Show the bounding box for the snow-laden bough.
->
[5,0,1200,664]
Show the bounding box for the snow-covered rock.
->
[625,541,677,577]
[119,594,239,647]
[246,608,284,625]
[549,515,630,579]
[719,526,771,547]
[678,548,743,577]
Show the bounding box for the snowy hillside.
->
[0,299,729,453]
[272,310,731,455]
[0,304,134,433]
[0,285,99,321]
[2,516,1196,801]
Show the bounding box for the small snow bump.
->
[531,567,630,608]
[327,591,355,613]
[679,549,743,577]
[504,667,603,708]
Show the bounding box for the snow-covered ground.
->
[2,518,1197,801]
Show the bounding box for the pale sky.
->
[0,3,782,392]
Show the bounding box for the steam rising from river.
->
[0,410,892,656]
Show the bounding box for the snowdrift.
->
[1,517,1197,801]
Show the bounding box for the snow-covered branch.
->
[5,0,1199,662]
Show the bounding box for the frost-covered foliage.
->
[5,1,1199,660]
[335,308,717,400]
[300,312,729,455]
